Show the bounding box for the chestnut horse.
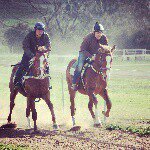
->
[66,45,116,129]
[7,50,58,132]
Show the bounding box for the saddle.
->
[71,57,93,87]
[13,62,50,88]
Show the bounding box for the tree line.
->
[0,0,149,53]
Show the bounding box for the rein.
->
[27,50,49,78]
[33,50,48,64]
[89,53,111,75]
[90,65,102,75]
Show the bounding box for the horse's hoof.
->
[27,126,32,129]
[70,126,81,131]
[29,130,37,134]
[94,123,102,128]
[33,130,41,134]
[28,128,40,134]
[53,124,59,130]
[0,122,17,129]
[102,111,109,117]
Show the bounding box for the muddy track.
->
[0,125,149,150]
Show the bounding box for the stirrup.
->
[49,86,52,90]
[71,84,77,91]
[14,82,22,90]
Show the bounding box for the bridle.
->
[34,50,49,75]
[24,50,49,79]
[89,52,112,75]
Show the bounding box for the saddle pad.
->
[70,61,78,75]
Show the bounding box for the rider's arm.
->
[80,36,90,51]
[99,35,112,53]
[80,36,92,57]
[22,33,34,59]
[99,35,108,46]
[44,33,51,51]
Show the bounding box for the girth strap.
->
[90,65,103,75]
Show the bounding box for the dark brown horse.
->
[66,45,116,129]
[7,50,58,132]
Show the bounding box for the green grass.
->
[0,143,30,150]
[0,54,150,130]
[106,124,150,136]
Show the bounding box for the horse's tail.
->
[66,58,77,84]
[67,58,76,70]
[9,63,20,90]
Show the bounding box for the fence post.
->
[143,49,146,60]
[123,49,126,60]
[103,101,106,124]
[61,73,65,114]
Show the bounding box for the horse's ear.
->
[111,45,116,53]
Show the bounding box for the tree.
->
[4,23,31,53]
[0,0,149,53]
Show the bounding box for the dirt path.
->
[0,125,149,150]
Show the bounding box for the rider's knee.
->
[77,63,83,72]
[88,102,93,109]
[46,66,49,74]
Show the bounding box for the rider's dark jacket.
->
[22,31,51,58]
[80,32,108,55]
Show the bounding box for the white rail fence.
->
[0,49,150,61]
[113,49,150,60]
[49,49,150,62]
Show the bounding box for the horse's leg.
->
[69,90,76,126]
[29,97,37,131]
[99,88,112,117]
[43,92,58,129]
[87,88,101,126]
[68,89,81,131]
[7,90,18,123]
[26,98,32,129]
[88,100,95,119]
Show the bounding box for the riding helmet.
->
[94,22,104,32]
[34,22,45,31]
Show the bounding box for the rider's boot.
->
[14,65,28,90]
[71,69,81,91]
[14,69,23,90]
[48,76,52,90]
[14,81,22,90]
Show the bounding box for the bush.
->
[4,23,31,53]
[106,124,150,136]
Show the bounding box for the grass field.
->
[0,143,30,150]
[0,54,150,131]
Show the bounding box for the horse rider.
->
[72,22,109,91]
[14,22,51,90]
